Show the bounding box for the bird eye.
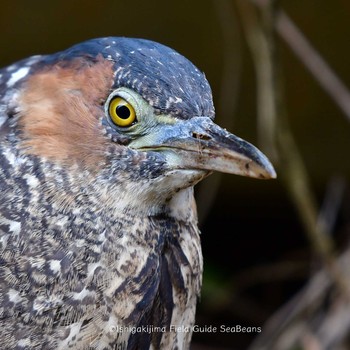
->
[108,97,137,127]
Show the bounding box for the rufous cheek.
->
[18,56,114,169]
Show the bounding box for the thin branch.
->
[317,176,346,235]
[251,0,350,123]
[235,0,350,348]
[235,0,334,258]
[235,0,278,159]
[234,1,350,348]
[235,0,350,297]
[248,251,350,350]
[276,10,350,123]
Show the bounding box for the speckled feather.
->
[0,38,212,349]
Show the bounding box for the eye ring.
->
[108,97,137,127]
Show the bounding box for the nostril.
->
[192,132,211,141]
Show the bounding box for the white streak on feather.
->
[6,67,30,87]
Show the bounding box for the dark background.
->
[2,1,350,349]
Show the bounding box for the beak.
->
[130,117,276,179]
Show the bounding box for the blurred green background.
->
[2,1,350,349]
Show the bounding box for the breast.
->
[0,155,203,349]
[51,204,202,350]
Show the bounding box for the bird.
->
[0,37,276,350]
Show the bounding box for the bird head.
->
[7,37,275,213]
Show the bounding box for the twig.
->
[276,10,350,123]
[234,0,278,159]
[316,175,346,235]
[235,0,350,301]
[248,250,350,350]
[250,1,350,123]
[235,0,350,348]
[235,0,335,259]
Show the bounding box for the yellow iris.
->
[109,97,136,127]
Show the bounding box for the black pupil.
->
[116,105,131,119]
